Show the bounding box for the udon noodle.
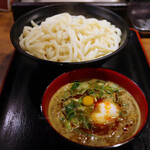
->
[19,13,122,62]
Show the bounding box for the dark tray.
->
[0,3,150,149]
[0,28,150,150]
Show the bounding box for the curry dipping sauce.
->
[48,79,141,147]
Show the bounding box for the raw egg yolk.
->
[91,101,119,124]
[82,96,94,106]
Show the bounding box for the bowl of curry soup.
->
[42,68,148,149]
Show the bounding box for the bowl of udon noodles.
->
[10,3,129,71]
[42,67,148,149]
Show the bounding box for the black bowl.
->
[10,3,129,72]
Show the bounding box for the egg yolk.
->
[82,96,94,106]
[91,101,119,124]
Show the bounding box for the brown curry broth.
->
[48,79,141,146]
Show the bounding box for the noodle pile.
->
[19,13,122,62]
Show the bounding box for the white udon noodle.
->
[19,13,122,62]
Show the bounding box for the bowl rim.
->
[41,67,148,149]
[10,3,129,64]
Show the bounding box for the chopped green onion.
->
[65,121,72,131]
[71,81,80,90]
[119,111,123,117]
[78,97,82,106]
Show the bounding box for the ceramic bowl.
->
[42,67,148,149]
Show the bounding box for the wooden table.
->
[0,11,150,91]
